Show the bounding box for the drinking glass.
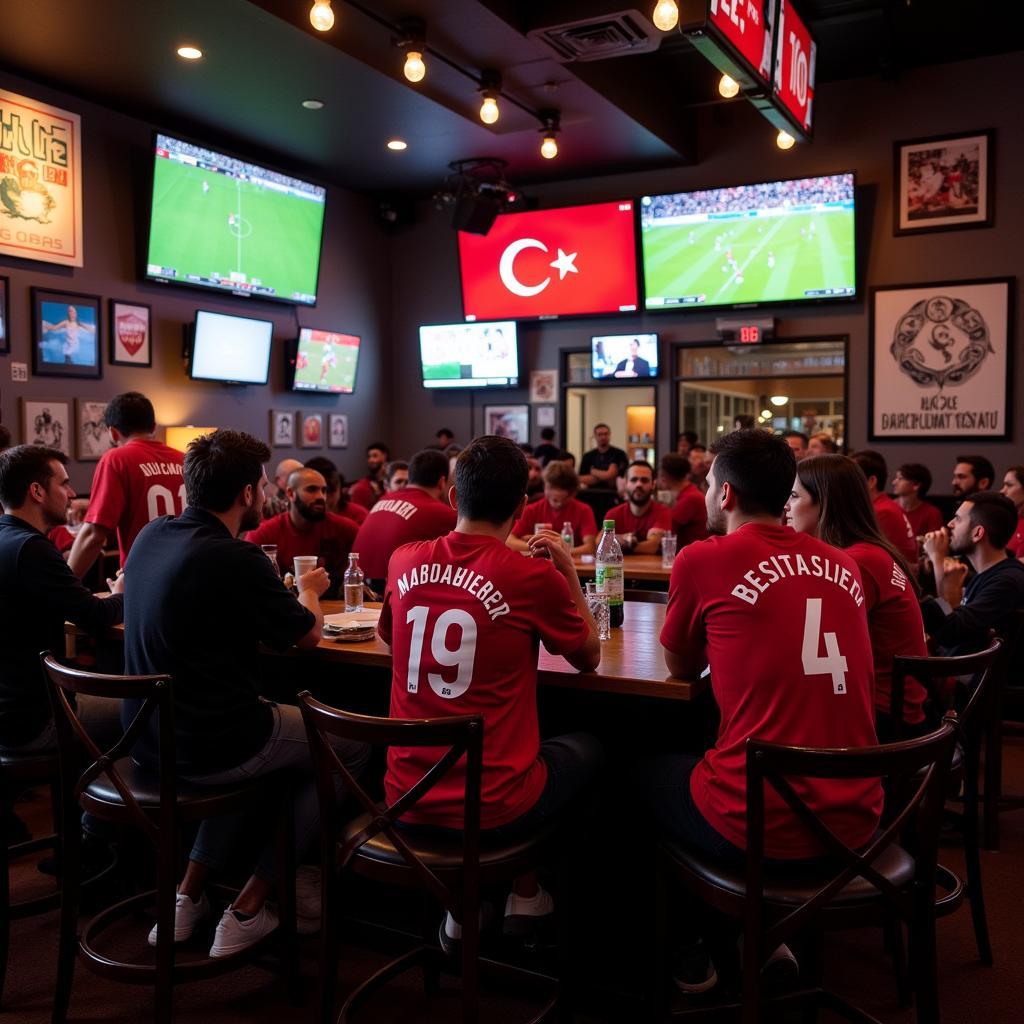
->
[534,522,553,535]
[661,534,678,570]
[260,544,279,575]
[585,581,611,641]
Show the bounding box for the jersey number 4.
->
[801,598,849,695]
[405,607,478,699]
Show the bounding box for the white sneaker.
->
[209,903,279,958]
[503,886,555,939]
[147,891,210,946]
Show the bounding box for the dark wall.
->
[0,69,392,492]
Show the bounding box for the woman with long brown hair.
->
[784,454,930,739]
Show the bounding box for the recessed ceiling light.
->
[176,45,203,60]
[387,139,408,151]
[301,99,324,110]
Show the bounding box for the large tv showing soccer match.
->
[145,133,326,306]
[640,173,856,311]
[291,328,360,394]
[188,310,273,385]
[419,321,519,389]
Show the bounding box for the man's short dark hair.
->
[709,429,795,517]
[659,453,690,483]
[385,460,409,484]
[0,444,67,508]
[104,392,155,435]
[782,430,809,447]
[679,431,698,446]
[304,456,340,492]
[851,450,888,490]
[627,459,654,476]
[956,454,995,488]
[0,424,11,451]
[367,442,390,458]
[185,429,270,513]
[540,427,556,442]
[454,436,528,525]
[965,492,1018,549]
[734,415,756,430]
[410,448,449,487]
[594,423,610,433]
[897,462,932,497]
[691,444,707,455]
[436,428,454,441]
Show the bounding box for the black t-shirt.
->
[0,515,124,747]
[579,446,629,488]
[123,507,315,774]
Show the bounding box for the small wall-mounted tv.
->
[188,310,273,385]
[290,327,360,394]
[419,321,519,389]
[591,333,659,381]
[145,133,326,306]
[640,172,856,311]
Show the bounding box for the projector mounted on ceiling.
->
[432,158,529,235]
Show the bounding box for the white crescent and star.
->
[497,238,579,297]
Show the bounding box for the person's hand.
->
[106,569,125,595]
[620,532,636,553]
[940,557,968,606]
[297,566,330,598]
[528,529,575,578]
[922,528,950,566]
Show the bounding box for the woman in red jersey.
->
[1000,465,1024,560]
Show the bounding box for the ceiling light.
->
[538,108,560,160]
[776,129,796,150]
[770,395,789,407]
[309,0,335,32]
[478,70,502,125]
[404,50,426,83]
[301,99,324,110]
[540,134,558,160]
[652,1,679,32]
[718,74,740,99]
[386,139,407,151]
[176,45,203,60]
[480,95,499,125]
[760,409,772,420]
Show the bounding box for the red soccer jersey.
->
[873,494,918,564]
[845,542,928,724]
[671,483,709,548]
[338,500,368,525]
[349,477,383,510]
[353,487,458,581]
[47,525,76,554]
[244,511,358,594]
[512,496,598,545]
[902,500,944,540]
[380,532,591,829]
[660,522,882,858]
[1007,513,1024,558]
[86,438,186,566]
[606,501,672,540]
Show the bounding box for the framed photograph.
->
[484,404,529,445]
[109,300,152,366]
[270,410,294,448]
[535,405,557,429]
[869,277,1013,442]
[529,369,558,403]
[0,276,9,355]
[75,399,112,461]
[300,412,323,449]
[894,130,994,235]
[31,288,102,379]
[21,397,71,455]
[328,413,348,449]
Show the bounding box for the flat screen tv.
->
[291,327,360,394]
[419,321,519,389]
[640,172,856,311]
[188,310,273,385]
[457,200,639,321]
[591,333,659,381]
[145,133,326,306]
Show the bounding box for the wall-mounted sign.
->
[772,0,816,138]
[681,0,775,91]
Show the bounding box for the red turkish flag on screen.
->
[458,200,639,320]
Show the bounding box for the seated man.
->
[348,442,389,509]
[384,460,409,492]
[607,460,671,554]
[850,451,918,564]
[893,463,944,539]
[378,435,602,947]
[578,424,628,491]
[352,448,457,592]
[124,430,368,956]
[658,453,708,550]
[245,466,359,597]
[508,461,597,557]
[639,430,881,993]
[262,458,303,520]
[304,456,367,525]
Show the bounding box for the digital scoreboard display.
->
[773,0,816,136]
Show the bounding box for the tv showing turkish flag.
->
[458,200,639,321]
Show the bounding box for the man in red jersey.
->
[850,451,918,564]
[509,460,597,556]
[639,430,881,994]
[244,467,358,597]
[379,435,602,950]
[348,442,389,509]
[353,448,457,591]
[606,461,671,554]
[892,463,944,539]
[304,457,368,525]
[658,452,708,550]
[68,392,186,577]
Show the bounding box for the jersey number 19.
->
[405,606,478,699]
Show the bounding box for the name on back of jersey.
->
[731,552,865,608]
[396,561,511,620]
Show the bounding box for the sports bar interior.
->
[1,2,1023,1023]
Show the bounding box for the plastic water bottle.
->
[560,522,574,554]
[344,552,364,612]
[595,519,624,628]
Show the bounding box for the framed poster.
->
[270,410,294,448]
[21,397,71,455]
[31,287,101,379]
[76,399,112,460]
[529,369,558,403]
[894,130,994,235]
[536,405,557,429]
[484,404,529,445]
[301,412,323,449]
[869,278,1013,442]
[109,300,152,366]
[0,276,9,354]
[328,412,348,449]
[0,89,83,267]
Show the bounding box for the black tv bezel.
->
[418,319,522,391]
[638,169,858,315]
[143,129,327,308]
[188,309,274,386]
[589,332,661,383]
[288,326,363,395]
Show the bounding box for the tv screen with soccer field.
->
[419,321,519,389]
[145,134,326,305]
[640,173,856,311]
[291,328,360,394]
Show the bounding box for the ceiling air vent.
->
[527,10,660,63]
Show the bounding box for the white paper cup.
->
[293,556,319,582]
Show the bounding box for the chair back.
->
[297,691,483,918]
[40,652,175,847]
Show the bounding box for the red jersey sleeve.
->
[378,588,393,645]
[649,503,673,532]
[85,455,127,531]
[530,564,590,658]
[576,501,598,539]
[660,555,706,663]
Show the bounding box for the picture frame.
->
[300,412,323,449]
[270,410,295,448]
[75,399,113,461]
[529,369,558,403]
[894,130,994,235]
[868,277,1013,442]
[21,397,71,455]
[328,413,348,449]
[31,287,102,379]
[0,276,9,355]
[535,405,557,429]
[484,404,529,446]
[109,299,152,366]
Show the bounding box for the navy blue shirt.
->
[0,514,124,747]
[123,507,315,773]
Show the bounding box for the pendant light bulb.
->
[309,0,335,32]
[718,74,740,99]
[540,133,558,160]
[652,1,679,32]
[404,50,426,83]
[776,129,796,150]
[480,95,499,125]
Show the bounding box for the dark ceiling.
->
[0,1,1019,197]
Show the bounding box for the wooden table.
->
[573,555,672,583]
